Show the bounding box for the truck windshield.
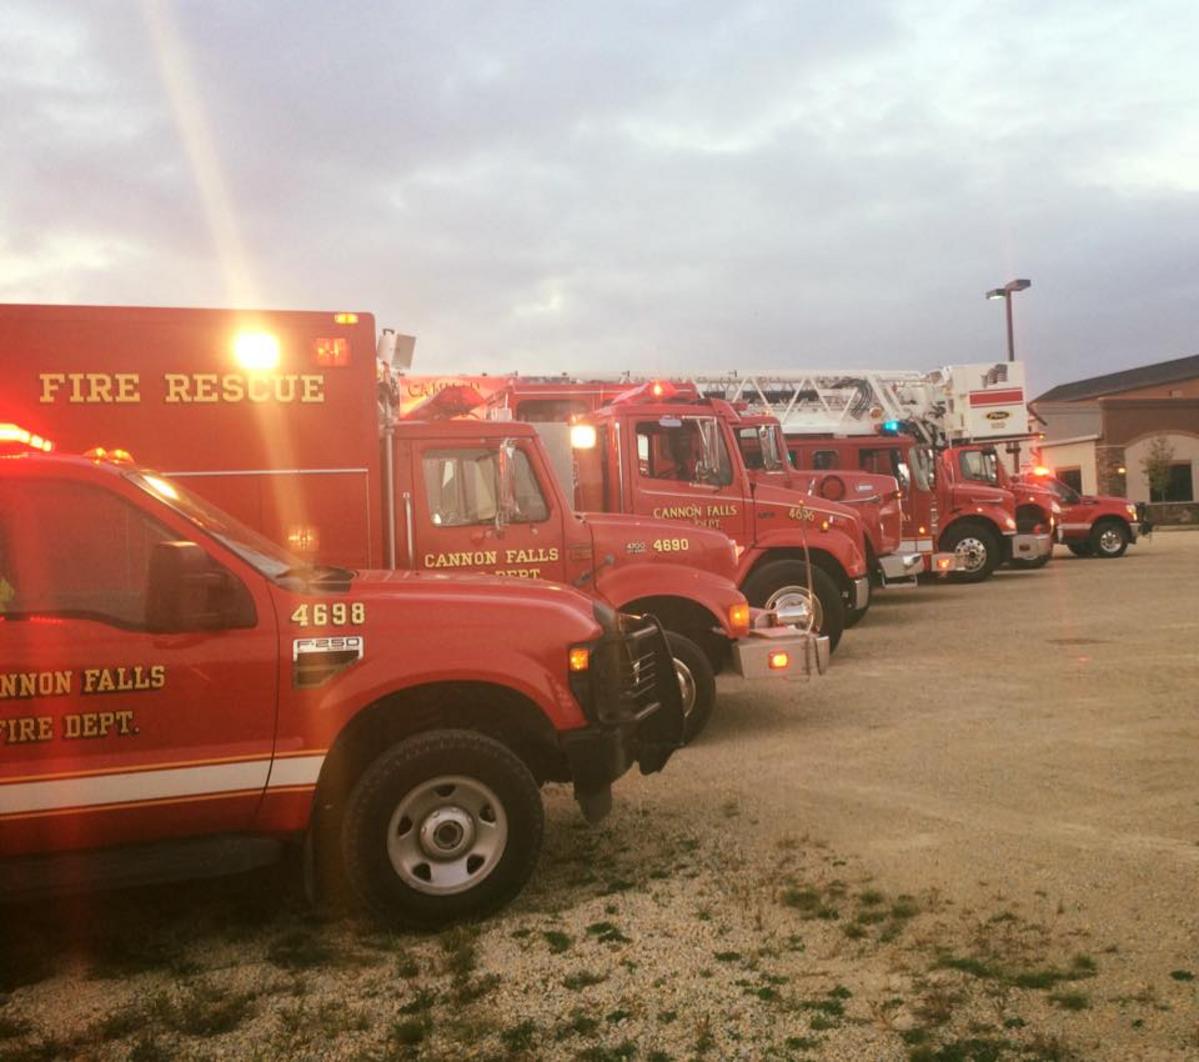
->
[125,470,306,579]
[958,450,999,485]
[909,445,935,492]
[736,425,785,472]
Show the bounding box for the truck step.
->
[0,835,285,902]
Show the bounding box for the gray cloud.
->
[1,0,1196,396]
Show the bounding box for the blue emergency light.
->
[882,419,901,434]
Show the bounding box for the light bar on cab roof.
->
[0,423,54,452]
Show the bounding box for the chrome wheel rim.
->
[765,585,820,633]
[387,775,508,896]
[953,536,988,573]
[1099,528,1123,554]
[673,657,698,718]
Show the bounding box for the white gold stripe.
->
[267,755,326,788]
[0,758,286,816]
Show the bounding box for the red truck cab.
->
[731,412,920,593]
[1015,470,1144,558]
[0,450,683,925]
[568,383,871,652]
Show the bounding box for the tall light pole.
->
[986,278,1031,471]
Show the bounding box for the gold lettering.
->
[39,373,66,403]
[37,716,53,740]
[115,373,140,403]
[274,375,297,402]
[86,373,113,403]
[64,714,81,739]
[247,375,271,402]
[164,374,191,403]
[221,374,245,402]
[300,375,324,403]
[192,374,219,403]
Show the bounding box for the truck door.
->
[408,437,568,582]
[0,475,278,856]
[626,415,749,540]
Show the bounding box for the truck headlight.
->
[1005,516,1017,530]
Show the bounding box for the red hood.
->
[576,510,739,584]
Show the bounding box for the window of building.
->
[0,480,178,628]
[1150,462,1194,503]
[1057,467,1083,494]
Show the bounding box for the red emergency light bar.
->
[609,379,701,406]
[0,423,54,452]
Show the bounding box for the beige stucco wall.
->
[1123,431,1199,503]
[1037,439,1098,493]
[1033,401,1101,441]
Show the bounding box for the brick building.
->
[1030,354,1199,524]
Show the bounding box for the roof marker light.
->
[333,312,359,324]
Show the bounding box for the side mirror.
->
[147,542,256,632]
[495,439,519,530]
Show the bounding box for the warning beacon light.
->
[882,419,902,434]
[233,331,281,372]
[0,423,54,452]
[1033,465,1052,477]
[570,423,598,450]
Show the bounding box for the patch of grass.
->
[394,951,419,978]
[563,969,608,991]
[604,879,636,894]
[544,930,573,954]
[785,1036,821,1050]
[453,972,501,1004]
[1049,991,1090,1011]
[586,921,630,944]
[150,981,257,1036]
[934,953,1092,992]
[843,923,868,940]
[390,1017,430,1046]
[798,998,844,1017]
[1070,954,1097,975]
[266,930,335,970]
[0,1016,32,1040]
[578,1042,638,1062]
[858,889,885,905]
[890,895,920,920]
[91,1007,145,1042]
[606,1008,632,1024]
[555,1009,600,1040]
[856,908,888,925]
[277,999,370,1044]
[909,1038,1010,1062]
[500,1019,538,1051]
[713,950,741,963]
[809,1014,837,1031]
[658,1010,678,1024]
[398,988,438,1014]
[438,925,479,980]
[829,985,852,999]
[127,1036,172,1062]
[1170,969,1194,981]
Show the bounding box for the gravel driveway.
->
[2,535,1197,1061]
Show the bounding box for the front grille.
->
[587,614,675,727]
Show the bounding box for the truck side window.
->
[812,450,839,469]
[959,450,998,485]
[422,448,548,526]
[0,481,177,629]
[635,420,732,486]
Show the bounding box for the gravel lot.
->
[3,533,1197,1061]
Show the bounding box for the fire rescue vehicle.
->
[1014,469,1146,558]
[0,444,684,926]
[0,305,826,746]
[671,364,1055,582]
[400,375,872,650]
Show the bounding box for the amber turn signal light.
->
[568,647,591,672]
[728,602,750,632]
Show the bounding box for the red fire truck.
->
[1014,468,1146,558]
[0,305,825,745]
[401,375,872,650]
[0,445,684,926]
[664,365,1054,583]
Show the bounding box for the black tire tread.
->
[742,559,845,653]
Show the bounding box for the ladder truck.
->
[667,363,1056,581]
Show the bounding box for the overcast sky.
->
[2,1,1196,396]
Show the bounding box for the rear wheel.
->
[664,631,716,744]
[1066,542,1092,557]
[341,729,543,929]
[1091,519,1129,559]
[940,522,1000,583]
[742,560,845,653]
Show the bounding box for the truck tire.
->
[1066,542,1092,557]
[742,560,845,654]
[1090,519,1129,559]
[341,729,544,929]
[665,631,716,744]
[940,522,1000,583]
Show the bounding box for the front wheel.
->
[742,559,845,654]
[940,522,1000,583]
[1091,519,1130,559]
[665,631,717,744]
[341,729,544,929]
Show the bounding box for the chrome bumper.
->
[1012,531,1053,561]
[879,552,923,585]
[850,576,870,610]
[731,626,830,678]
